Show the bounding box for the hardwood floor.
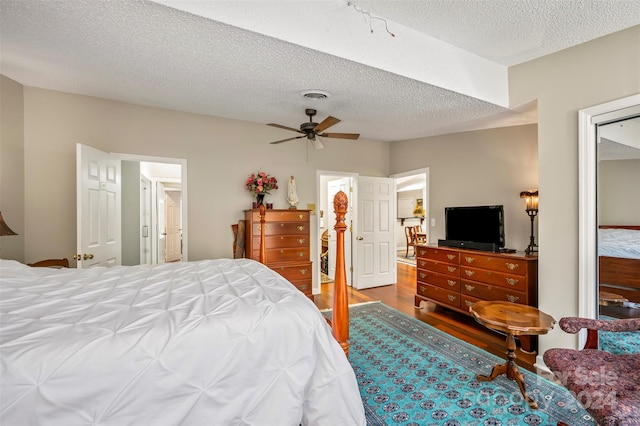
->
[314,262,541,374]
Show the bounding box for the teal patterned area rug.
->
[326,302,595,426]
[600,315,640,354]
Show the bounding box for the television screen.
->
[445,205,505,248]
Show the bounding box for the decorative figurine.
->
[287,175,299,209]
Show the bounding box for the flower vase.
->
[256,194,265,207]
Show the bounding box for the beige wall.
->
[599,159,640,225]
[508,25,640,352]
[18,87,389,265]
[0,75,25,261]
[390,124,538,252]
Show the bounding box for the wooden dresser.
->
[414,244,539,352]
[244,209,313,298]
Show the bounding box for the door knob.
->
[83,253,94,260]
[73,253,81,260]
[356,236,364,240]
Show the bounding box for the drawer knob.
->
[419,285,426,292]
[297,225,305,231]
[464,270,475,277]
[505,262,519,271]
[420,272,426,279]
[447,266,456,273]
[297,252,304,257]
[299,269,308,274]
[465,284,475,291]
[447,295,457,302]
[419,260,426,267]
[465,256,475,263]
[464,300,474,307]
[447,254,456,260]
[506,278,519,286]
[447,280,456,287]
[297,238,306,244]
[298,214,305,219]
[299,284,308,290]
[506,294,520,303]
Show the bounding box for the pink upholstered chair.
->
[543,317,640,426]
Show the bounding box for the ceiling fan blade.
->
[319,132,360,140]
[270,135,306,144]
[313,116,340,133]
[267,123,304,133]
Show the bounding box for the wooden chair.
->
[404,226,417,257]
[543,317,640,426]
[413,225,426,244]
[27,258,69,268]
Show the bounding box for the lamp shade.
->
[0,211,18,236]
[519,190,539,212]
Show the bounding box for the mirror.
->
[578,95,640,338]
[596,115,640,320]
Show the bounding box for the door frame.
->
[112,152,188,262]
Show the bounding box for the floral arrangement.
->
[245,171,278,195]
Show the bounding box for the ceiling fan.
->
[267,109,360,150]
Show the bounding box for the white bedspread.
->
[598,228,640,260]
[0,259,365,426]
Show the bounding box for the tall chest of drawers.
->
[244,209,313,298]
[414,245,538,351]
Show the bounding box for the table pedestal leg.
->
[477,333,538,409]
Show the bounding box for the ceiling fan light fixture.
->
[300,90,331,100]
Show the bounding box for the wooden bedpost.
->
[333,191,349,357]
[259,204,267,265]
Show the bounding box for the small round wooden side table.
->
[469,300,555,409]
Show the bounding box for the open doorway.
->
[122,160,183,265]
[393,169,430,265]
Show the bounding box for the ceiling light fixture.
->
[346,1,395,37]
[300,90,331,100]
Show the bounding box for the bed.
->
[0,196,363,425]
[598,225,640,303]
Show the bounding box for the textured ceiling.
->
[1,0,639,143]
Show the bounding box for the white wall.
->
[599,159,640,225]
[18,87,390,268]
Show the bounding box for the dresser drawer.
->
[263,247,309,262]
[269,262,312,282]
[461,280,526,305]
[415,246,431,258]
[252,222,309,236]
[460,294,481,312]
[289,279,313,296]
[252,235,309,249]
[247,210,310,222]
[418,258,459,276]
[417,283,460,309]
[460,254,526,276]
[459,267,526,291]
[417,270,460,291]
[419,247,459,264]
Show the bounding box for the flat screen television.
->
[441,205,505,251]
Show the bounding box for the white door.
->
[156,182,166,264]
[76,144,122,268]
[328,177,353,286]
[353,176,396,289]
[165,191,182,262]
[140,176,152,265]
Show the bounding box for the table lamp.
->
[519,190,538,255]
